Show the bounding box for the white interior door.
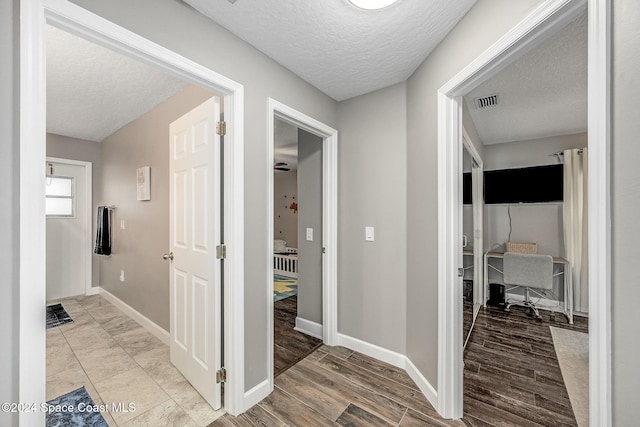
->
[46,161,88,301]
[169,96,222,410]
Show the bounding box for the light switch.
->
[365,226,375,241]
[306,228,313,241]
[120,220,126,230]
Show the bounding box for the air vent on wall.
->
[474,93,500,110]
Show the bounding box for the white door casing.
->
[169,96,222,410]
[437,0,610,423]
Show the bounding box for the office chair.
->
[503,252,554,321]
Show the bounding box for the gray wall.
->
[482,132,587,170]
[96,84,214,332]
[67,0,338,391]
[273,170,298,247]
[0,0,18,424]
[46,133,103,289]
[296,130,323,325]
[612,0,640,423]
[406,0,545,387]
[337,82,407,353]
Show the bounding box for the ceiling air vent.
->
[474,93,500,110]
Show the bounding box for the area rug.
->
[46,386,108,427]
[550,326,589,427]
[274,274,298,302]
[46,303,74,329]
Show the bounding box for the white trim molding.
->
[21,0,246,419]
[99,288,170,345]
[243,380,270,413]
[336,334,406,369]
[587,0,611,425]
[294,317,323,340]
[405,357,438,410]
[436,0,611,421]
[266,98,339,406]
[335,334,439,411]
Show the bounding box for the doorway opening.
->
[437,0,610,423]
[272,119,324,377]
[45,157,94,301]
[21,1,246,422]
[266,99,338,395]
[460,133,483,351]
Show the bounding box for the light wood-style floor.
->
[211,305,587,426]
[211,344,461,427]
[274,295,322,377]
[463,305,587,426]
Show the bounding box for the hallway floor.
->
[46,295,225,426]
[274,295,322,377]
[210,305,587,426]
[210,344,464,427]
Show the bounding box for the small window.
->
[46,176,75,217]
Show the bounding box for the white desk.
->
[483,251,573,324]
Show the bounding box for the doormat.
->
[274,274,298,302]
[46,386,108,427]
[46,303,74,329]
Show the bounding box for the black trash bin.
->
[488,283,505,306]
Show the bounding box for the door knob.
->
[163,252,174,261]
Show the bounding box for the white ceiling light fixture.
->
[348,0,400,10]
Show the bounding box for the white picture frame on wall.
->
[137,166,151,201]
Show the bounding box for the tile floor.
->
[46,295,225,426]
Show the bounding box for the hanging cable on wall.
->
[507,204,513,242]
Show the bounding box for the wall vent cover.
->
[474,93,500,109]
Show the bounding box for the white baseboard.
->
[243,379,270,413]
[405,356,438,411]
[85,286,100,296]
[336,333,406,369]
[98,287,170,345]
[294,317,323,340]
[335,333,438,412]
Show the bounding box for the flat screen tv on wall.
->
[463,164,564,205]
[484,164,563,204]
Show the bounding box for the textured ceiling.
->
[464,13,587,145]
[184,0,477,101]
[46,25,188,142]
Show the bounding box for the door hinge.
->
[216,367,227,384]
[216,244,227,260]
[458,267,464,278]
[216,121,227,136]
